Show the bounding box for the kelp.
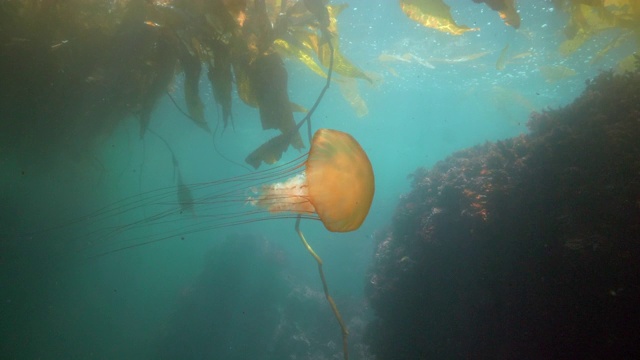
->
[180,41,210,132]
[304,0,331,33]
[539,64,577,82]
[134,25,180,138]
[246,36,337,169]
[473,0,520,29]
[1,0,370,167]
[399,0,477,35]
[495,43,510,71]
[396,0,637,76]
[4,0,639,171]
[274,38,327,78]
[245,131,296,169]
[274,3,371,83]
[399,0,525,33]
[338,77,369,118]
[429,51,490,64]
[590,31,632,64]
[207,40,234,130]
[615,53,640,74]
[250,52,304,150]
[557,0,640,62]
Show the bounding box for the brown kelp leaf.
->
[265,0,287,24]
[139,110,152,138]
[338,77,368,117]
[290,101,308,113]
[271,0,310,32]
[243,0,275,53]
[250,52,304,149]
[495,43,510,71]
[201,0,243,34]
[304,0,330,29]
[303,0,331,38]
[558,2,621,56]
[207,41,234,130]
[472,0,520,29]
[232,55,258,107]
[291,28,321,55]
[490,84,534,106]
[378,52,436,69]
[180,44,210,132]
[428,51,490,64]
[400,0,477,35]
[318,40,372,82]
[136,26,179,137]
[221,0,248,27]
[273,38,327,78]
[327,3,349,36]
[539,65,577,82]
[614,53,640,75]
[245,132,292,169]
[313,5,372,82]
[559,30,590,56]
[590,31,631,64]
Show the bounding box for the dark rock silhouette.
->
[366,70,640,359]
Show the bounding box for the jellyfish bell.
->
[45,128,374,257]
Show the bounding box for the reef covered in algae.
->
[365,69,640,359]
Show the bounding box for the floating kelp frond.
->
[400,0,477,35]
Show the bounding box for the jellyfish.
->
[44,128,374,360]
[252,128,374,360]
[252,128,374,233]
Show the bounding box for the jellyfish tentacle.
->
[295,216,349,360]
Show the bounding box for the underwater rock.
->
[365,70,640,359]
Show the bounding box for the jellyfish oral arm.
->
[251,173,316,215]
[295,216,350,360]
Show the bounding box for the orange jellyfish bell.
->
[306,128,375,232]
[255,128,375,232]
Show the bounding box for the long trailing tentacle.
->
[295,215,349,360]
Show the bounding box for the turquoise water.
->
[1,1,635,359]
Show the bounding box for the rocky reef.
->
[365,69,640,359]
